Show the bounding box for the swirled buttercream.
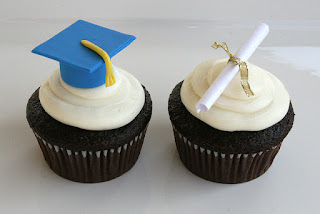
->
[39,66,145,130]
[181,58,290,131]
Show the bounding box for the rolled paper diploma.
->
[196,23,270,113]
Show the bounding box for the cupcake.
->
[168,58,294,183]
[26,20,152,183]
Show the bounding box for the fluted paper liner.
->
[172,125,281,184]
[34,125,148,183]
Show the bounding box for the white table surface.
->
[0,20,319,214]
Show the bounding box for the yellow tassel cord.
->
[81,40,116,87]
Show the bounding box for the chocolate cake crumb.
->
[168,82,294,154]
[27,86,152,151]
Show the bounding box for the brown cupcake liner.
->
[172,125,282,184]
[33,125,149,183]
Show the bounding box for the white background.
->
[0,1,319,213]
[1,0,319,20]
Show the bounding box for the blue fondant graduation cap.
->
[32,20,136,88]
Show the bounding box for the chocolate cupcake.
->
[168,58,294,183]
[26,20,152,183]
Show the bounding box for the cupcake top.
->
[39,66,145,130]
[32,20,144,130]
[181,58,290,131]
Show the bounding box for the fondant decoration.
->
[81,40,115,87]
[32,20,136,88]
[196,23,269,113]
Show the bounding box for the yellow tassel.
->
[81,40,116,87]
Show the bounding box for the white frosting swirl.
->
[39,66,145,131]
[181,58,290,131]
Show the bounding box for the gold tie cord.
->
[212,42,254,97]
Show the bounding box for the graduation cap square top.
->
[32,20,136,88]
